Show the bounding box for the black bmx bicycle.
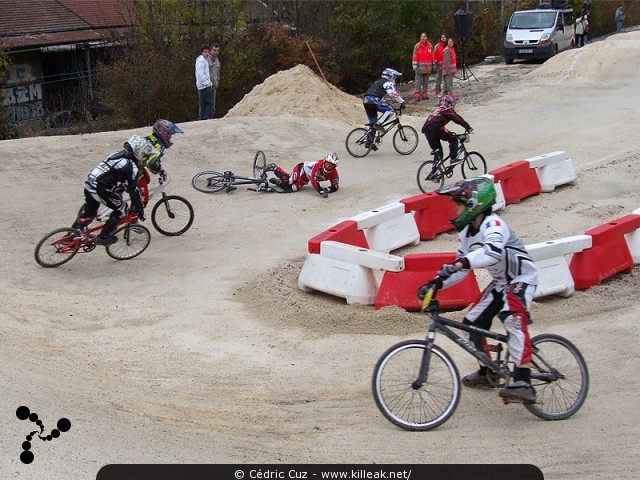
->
[372,285,589,431]
[192,151,277,194]
[345,107,419,158]
[416,132,487,193]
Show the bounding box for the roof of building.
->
[0,0,135,50]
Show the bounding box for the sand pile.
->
[225,64,365,125]
[533,30,640,84]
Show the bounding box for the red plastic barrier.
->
[569,214,640,289]
[375,252,481,311]
[307,220,369,254]
[490,161,542,204]
[401,192,456,240]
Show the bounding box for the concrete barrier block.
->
[307,220,369,254]
[350,202,406,229]
[349,202,419,252]
[527,235,592,298]
[527,151,577,193]
[320,241,404,272]
[481,173,505,212]
[531,257,575,298]
[626,208,640,263]
[490,161,542,204]
[298,253,378,305]
[569,215,640,289]
[375,253,481,311]
[363,213,420,253]
[527,235,592,261]
[401,192,456,240]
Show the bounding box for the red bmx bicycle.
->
[34,211,150,268]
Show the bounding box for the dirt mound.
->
[225,64,364,125]
[533,30,640,84]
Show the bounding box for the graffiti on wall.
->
[2,63,45,124]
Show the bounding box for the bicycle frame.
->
[432,133,469,165]
[417,291,565,387]
[222,171,268,188]
[369,116,400,138]
[415,306,511,388]
[68,212,141,250]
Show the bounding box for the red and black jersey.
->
[421,106,471,134]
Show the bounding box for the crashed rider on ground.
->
[265,153,340,198]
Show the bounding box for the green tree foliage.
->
[87,0,637,132]
[96,0,314,128]
[330,1,440,93]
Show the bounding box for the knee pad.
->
[503,314,526,333]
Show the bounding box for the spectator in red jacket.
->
[412,33,434,101]
[433,33,448,97]
[442,38,458,96]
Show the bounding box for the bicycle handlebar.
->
[421,286,436,311]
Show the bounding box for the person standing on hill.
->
[412,33,434,101]
[433,33,448,98]
[442,38,458,96]
[615,6,626,33]
[575,14,589,47]
[207,43,221,118]
[195,46,214,120]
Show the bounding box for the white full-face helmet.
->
[324,152,340,167]
[381,68,402,80]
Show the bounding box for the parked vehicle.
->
[504,5,574,64]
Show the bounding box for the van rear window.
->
[510,12,556,29]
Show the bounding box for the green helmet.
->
[437,177,496,231]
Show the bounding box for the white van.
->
[504,7,575,64]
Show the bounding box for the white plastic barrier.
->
[526,235,592,298]
[481,173,506,212]
[527,151,577,193]
[626,208,640,263]
[298,241,404,305]
[349,202,420,253]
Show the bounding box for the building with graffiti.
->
[0,0,134,132]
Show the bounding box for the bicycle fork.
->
[412,331,437,389]
[160,191,176,219]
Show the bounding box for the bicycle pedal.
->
[225,185,237,193]
[501,397,541,406]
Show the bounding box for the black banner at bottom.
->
[97,464,543,480]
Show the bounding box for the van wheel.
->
[505,58,514,65]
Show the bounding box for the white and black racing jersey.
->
[84,150,144,212]
[444,212,538,288]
